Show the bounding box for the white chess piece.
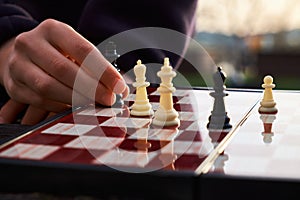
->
[130,60,154,116]
[152,58,180,127]
[259,75,278,114]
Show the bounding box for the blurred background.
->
[179,0,300,90]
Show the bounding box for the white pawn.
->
[258,75,278,114]
[130,60,154,116]
[152,58,180,127]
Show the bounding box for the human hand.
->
[0,99,55,125]
[0,19,128,124]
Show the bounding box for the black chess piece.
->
[104,41,124,107]
[207,66,232,130]
[105,41,120,70]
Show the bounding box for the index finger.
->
[80,48,127,94]
[44,19,126,94]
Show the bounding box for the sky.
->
[196,0,300,36]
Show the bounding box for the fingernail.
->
[113,79,126,94]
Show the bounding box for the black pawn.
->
[207,67,232,130]
[104,41,124,107]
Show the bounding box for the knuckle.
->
[40,18,59,29]
[14,32,31,49]
[39,19,62,36]
[40,19,72,37]
[33,77,51,96]
[73,42,94,56]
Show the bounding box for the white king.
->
[130,60,153,116]
[152,57,180,127]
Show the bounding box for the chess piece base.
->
[258,106,278,114]
[130,110,154,116]
[152,118,180,127]
[152,108,180,127]
[130,101,154,116]
[260,101,276,108]
[207,114,232,130]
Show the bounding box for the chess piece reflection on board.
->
[104,41,124,107]
[212,153,229,174]
[159,130,178,171]
[134,125,152,167]
[259,113,276,144]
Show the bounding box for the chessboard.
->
[0,84,262,199]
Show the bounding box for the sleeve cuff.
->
[0,2,38,46]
